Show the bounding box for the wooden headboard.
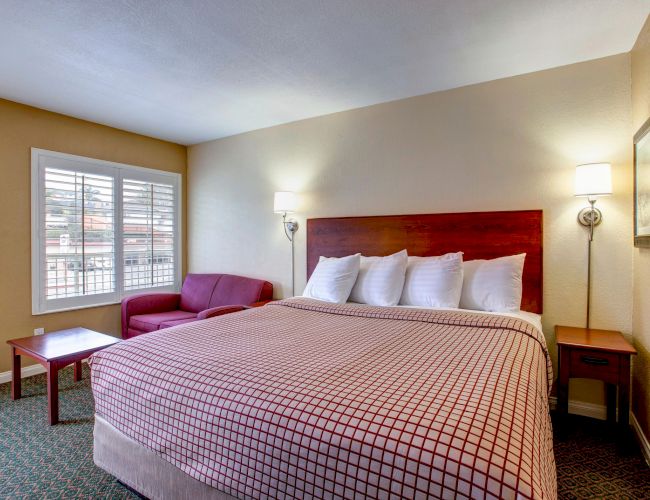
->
[307,210,543,313]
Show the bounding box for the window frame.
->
[31,148,182,315]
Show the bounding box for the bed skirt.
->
[93,415,235,500]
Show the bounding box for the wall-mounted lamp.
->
[274,191,299,296]
[574,162,612,328]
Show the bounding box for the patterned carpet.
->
[553,414,650,499]
[0,365,139,499]
[1,366,649,499]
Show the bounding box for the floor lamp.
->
[574,163,612,328]
[274,191,299,297]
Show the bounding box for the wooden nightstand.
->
[556,325,636,439]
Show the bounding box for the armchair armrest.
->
[121,293,181,338]
[197,305,247,320]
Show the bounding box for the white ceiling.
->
[1,1,648,145]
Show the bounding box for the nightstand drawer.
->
[569,348,619,383]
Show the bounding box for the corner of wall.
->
[631,12,650,443]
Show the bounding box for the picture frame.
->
[634,116,650,247]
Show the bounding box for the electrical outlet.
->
[34,327,44,336]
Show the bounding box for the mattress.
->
[90,298,556,499]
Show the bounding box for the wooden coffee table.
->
[7,327,120,425]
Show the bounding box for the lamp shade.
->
[273,191,297,213]
[574,163,612,197]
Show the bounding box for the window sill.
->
[32,285,180,315]
[32,300,121,316]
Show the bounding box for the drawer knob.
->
[580,356,609,366]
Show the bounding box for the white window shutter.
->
[43,168,116,299]
[123,179,177,291]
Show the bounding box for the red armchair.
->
[121,274,273,339]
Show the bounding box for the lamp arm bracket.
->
[282,213,299,242]
[577,206,602,226]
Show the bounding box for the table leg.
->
[618,357,630,429]
[47,362,59,425]
[606,383,617,424]
[557,348,570,404]
[11,347,21,400]
[615,356,633,453]
[74,360,82,382]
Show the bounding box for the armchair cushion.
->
[121,293,181,338]
[179,274,221,313]
[209,275,273,308]
[159,318,198,329]
[130,310,197,334]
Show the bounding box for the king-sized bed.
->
[91,210,556,499]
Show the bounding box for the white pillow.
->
[460,253,526,312]
[348,250,408,306]
[399,252,464,308]
[302,253,361,304]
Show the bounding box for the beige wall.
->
[188,54,634,406]
[632,16,650,439]
[0,99,187,373]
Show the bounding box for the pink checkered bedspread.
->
[90,298,556,499]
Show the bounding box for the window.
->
[31,149,181,314]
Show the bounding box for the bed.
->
[91,210,556,499]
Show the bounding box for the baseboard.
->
[0,360,90,385]
[549,396,650,466]
[548,396,609,420]
[631,413,650,466]
[0,363,46,384]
